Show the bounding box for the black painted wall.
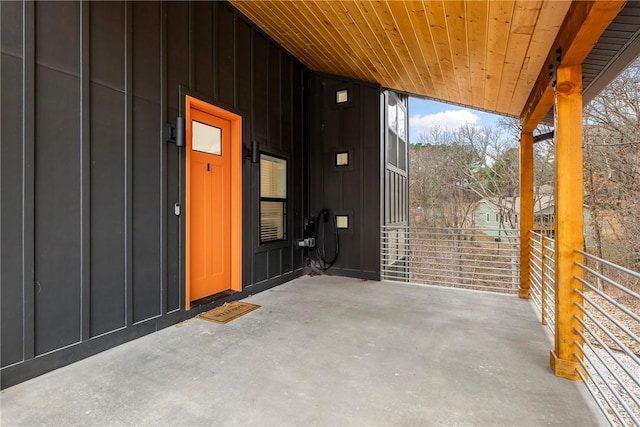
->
[1,0,307,387]
[308,73,381,280]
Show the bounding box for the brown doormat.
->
[197,301,260,324]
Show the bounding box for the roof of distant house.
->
[476,194,554,216]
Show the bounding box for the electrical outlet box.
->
[297,238,316,248]
[304,216,315,238]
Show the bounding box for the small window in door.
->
[260,154,287,243]
[192,120,222,155]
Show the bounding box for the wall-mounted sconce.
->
[166,117,185,147]
[336,215,349,229]
[246,140,259,163]
[336,152,349,166]
[175,117,185,147]
[336,89,349,104]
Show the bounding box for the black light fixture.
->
[166,117,186,147]
[247,140,259,163]
[175,117,185,147]
[336,88,349,104]
[336,215,349,229]
[335,151,349,166]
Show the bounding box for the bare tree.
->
[456,124,521,230]
[584,58,640,273]
[410,123,527,290]
[409,118,558,267]
[410,127,479,228]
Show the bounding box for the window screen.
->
[260,154,287,243]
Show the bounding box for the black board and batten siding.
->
[308,73,381,281]
[0,1,307,387]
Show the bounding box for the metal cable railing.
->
[573,250,640,426]
[382,224,640,424]
[382,225,640,424]
[381,226,520,294]
[529,233,544,315]
[528,232,556,335]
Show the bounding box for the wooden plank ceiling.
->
[230,0,573,118]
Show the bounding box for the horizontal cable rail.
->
[573,250,640,426]
[387,225,640,424]
[383,225,640,424]
[381,226,519,294]
[528,232,556,335]
[529,235,543,317]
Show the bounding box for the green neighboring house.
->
[472,198,520,239]
[472,195,594,248]
[534,203,594,248]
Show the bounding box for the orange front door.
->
[187,104,232,301]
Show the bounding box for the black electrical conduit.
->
[310,208,339,272]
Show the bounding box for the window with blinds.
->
[260,154,287,243]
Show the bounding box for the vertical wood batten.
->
[551,64,584,381]
[249,23,256,286]
[23,0,36,360]
[159,1,170,315]
[188,1,194,90]
[1,0,26,366]
[80,0,91,341]
[125,1,134,326]
[158,3,171,317]
[165,1,188,312]
[519,131,534,299]
[212,1,218,102]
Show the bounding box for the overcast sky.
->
[408,98,502,143]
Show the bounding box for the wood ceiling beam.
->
[520,0,626,132]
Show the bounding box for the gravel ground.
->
[584,292,640,356]
[532,290,640,426]
[583,347,640,426]
[581,291,640,427]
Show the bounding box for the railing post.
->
[551,65,585,381]
[541,235,547,326]
[519,131,534,299]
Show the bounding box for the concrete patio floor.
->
[1,275,604,426]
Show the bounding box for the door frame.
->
[185,95,242,310]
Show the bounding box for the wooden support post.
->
[519,131,534,299]
[541,235,547,326]
[550,65,585,381]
